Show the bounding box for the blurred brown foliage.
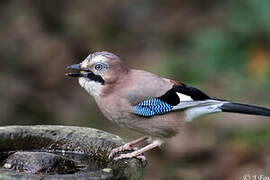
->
[1,0,270,179]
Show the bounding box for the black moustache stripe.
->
[87,74,105,85]
[66,71,105,85]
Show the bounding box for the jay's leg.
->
[113,140,161,161]
[109,136,149,159]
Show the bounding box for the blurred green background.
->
[1,0,270,179]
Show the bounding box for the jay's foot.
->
[109,144,138,159]
[112,140,162,167]
[108,136,149,159]
[114,153,147,167]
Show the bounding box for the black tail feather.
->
[220,102,270,117]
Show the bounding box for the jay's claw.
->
[109,136,148,159]
[111,140,161,167]
[135,155,148,167]
[109,145,138,159]
[113,151,138,161]
[113,153,147,167]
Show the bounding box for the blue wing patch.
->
[133,98,173,117]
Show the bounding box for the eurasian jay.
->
[66,51,270,161]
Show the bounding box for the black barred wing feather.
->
[133,98,173,117]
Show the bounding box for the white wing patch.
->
[176,92,193,101]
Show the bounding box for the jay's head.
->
[66,51,128,98]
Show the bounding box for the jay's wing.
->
[133,81,270,119]
[133,82,224,117]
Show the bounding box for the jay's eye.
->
[94,63,105,71]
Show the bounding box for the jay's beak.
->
[66,64,81,71]
[65,63,93,77]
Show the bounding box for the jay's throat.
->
[65,64,105,85]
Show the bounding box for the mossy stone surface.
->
[0,125,143,180]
